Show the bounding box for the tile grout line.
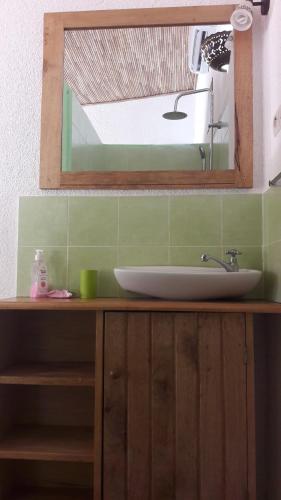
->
[168,196,171,264]
[261,193,265,298]
[19,243,263,249]
[263,240,281,248]
[220,195,224,258]
[117,197,120,266]
[261,192,265,270]
[66,198,70,289]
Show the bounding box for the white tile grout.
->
[261,192,265,274]
[19,244,263,249]
[220,195,224,254]
[263,240,281,248]
[117,197,120,265]
[66,197,70,289]
[168,196,171,264]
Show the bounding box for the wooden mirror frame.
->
[40,5,253,190]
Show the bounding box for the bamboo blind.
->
[64,26,196,105]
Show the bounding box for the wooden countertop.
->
[0,297,281,313]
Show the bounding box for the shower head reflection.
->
[162,111,187,120]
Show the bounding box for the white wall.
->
[84,93,199,144]
[0,0,265,298]
[261,0,281,187]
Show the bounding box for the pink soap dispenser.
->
[30,249,48,298]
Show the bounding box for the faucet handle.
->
[225,249,241,272]
[225,249,242,257]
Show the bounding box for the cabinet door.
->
[103,312,251,500]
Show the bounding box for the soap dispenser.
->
[30,249,48,298]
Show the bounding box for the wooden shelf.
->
[0,363,95,387]
[0,426,94,463]
[11,488,92,500]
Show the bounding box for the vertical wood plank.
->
[199,313,224,500]
[234,28,253,187]
[40,14,64,188]
[94,311,104,500]
[175,313,199,500]
[222,313,248,500]
[151,313,175,500]
[127,313,151,500]
[103,312,127,500]
[253,314,267,500]
[245,314,257,500]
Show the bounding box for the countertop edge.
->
[0,297,281,314]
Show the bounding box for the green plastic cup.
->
[80,269,97,299]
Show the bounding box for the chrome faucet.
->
[201,249,242,272]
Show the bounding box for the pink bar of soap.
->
[47,290,72,298]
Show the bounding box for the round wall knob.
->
[109,370,120,379]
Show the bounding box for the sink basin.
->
[114,266,262,300]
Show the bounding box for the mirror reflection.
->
[62,24,234,173]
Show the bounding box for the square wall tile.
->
[18,197,68,246]
[119,197,169,245]
[169,246,222,267]
[69,197,118,246]
[263,188,281,245]
[222,195,262,246]
[170,196,221,246]
[68,247,118,297]
[17,247,67,297]
[118,246,169,266]
[263,242,281,302]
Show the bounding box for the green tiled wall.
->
[69,144,228,172]
[263,187,281,301]
[17,194,263,298]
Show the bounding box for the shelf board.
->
[0,426,94,463]
[0,363,95,387]
[11,488,92,500]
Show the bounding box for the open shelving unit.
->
[0,426,93,462]
[10,489,92,500]
[0,309,96,500]
[0,363,95,387]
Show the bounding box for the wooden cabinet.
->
[102,312,255,500]
[0,300,260,500]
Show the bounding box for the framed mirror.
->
[40,6,253,189]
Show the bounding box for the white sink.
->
[114,266,262,300]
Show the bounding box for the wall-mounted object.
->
[40,6,253,189]
[230,0,270,31]
[201,31,232,72]
[273,104,281,137]
[269,171,281,187]
[251,0,270,15]
[230,3,253,31]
